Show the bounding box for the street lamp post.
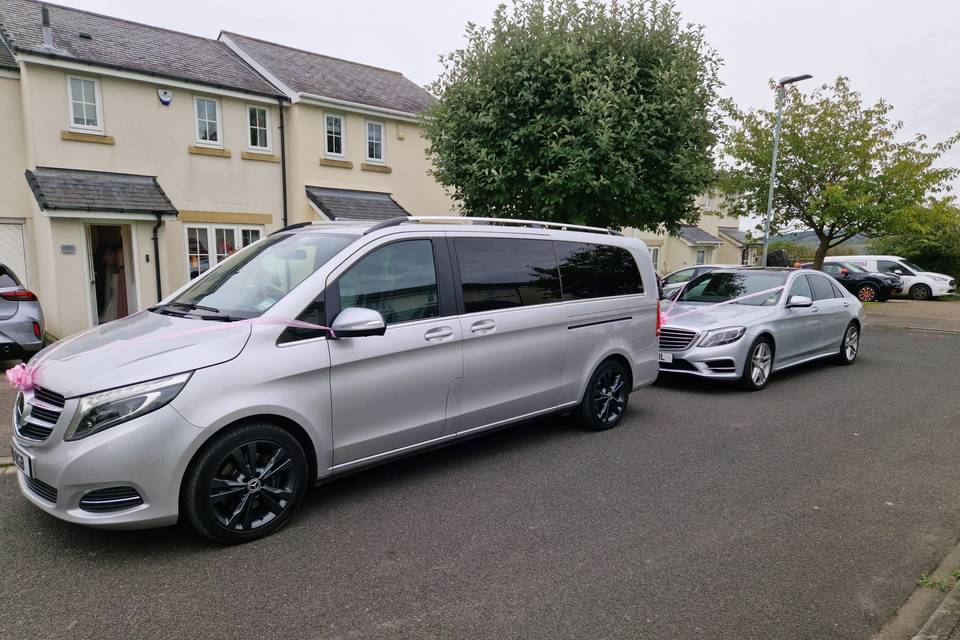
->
[761,74,812,266]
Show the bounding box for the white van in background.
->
[830,255,956,300]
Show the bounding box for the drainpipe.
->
[151,214,163,301]
[278,98,288,227]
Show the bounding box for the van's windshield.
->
[154,233,354,320]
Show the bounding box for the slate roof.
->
[222,32,436,114]
[678,226,723,245]
[0,32,15,69]
[305,187,409,221]
[718,226,747,245]
[0,0,281,97]
[25,167,178,214]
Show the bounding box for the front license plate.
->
[10,444,32,478]
[658,352,673,364]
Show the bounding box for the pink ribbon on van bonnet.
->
[4,315,337,392]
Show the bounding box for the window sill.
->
[241,151,280,163]
[61,130,115,145]
[320,158,353,169]
[361,163,391,174]
[188,145,231,158]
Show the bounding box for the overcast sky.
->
[49,0,960,228]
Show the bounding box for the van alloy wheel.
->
[209,440,298,532]
[591,368,626,425]
[910,284,932,300]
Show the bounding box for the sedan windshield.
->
[157,233,354,320]
[678,271,788,306]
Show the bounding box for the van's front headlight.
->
[65,372,192,441]
[697,327,746,348]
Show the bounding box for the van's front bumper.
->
[658,336,752,379]
[11,404,208,530]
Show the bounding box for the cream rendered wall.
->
[284,105,454,223]
[20,62,284,335]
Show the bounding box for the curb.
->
[0,456,11,466]
[866,322,960,335]
[913,581,960,639]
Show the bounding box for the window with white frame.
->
[194,96,222,146]
[247,105,270,151]
[649,247,660,271]
[185,224,262,279]
[366,120,384,162]
[325,114,344,158]
[67,76,103,133]
[695,249,706,265]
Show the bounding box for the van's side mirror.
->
[786,295,813,308]
[894,269,903,275]
[331,307,386,338]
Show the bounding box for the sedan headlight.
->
[65,372,192,441]
[697,327,746,348]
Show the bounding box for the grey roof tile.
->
[305,186,409,221]
[25,166,178,214]
[678,226,723,245]
[0,0,281,96]
[223,32,435,114]
[717,226,747,245]
[0,31,15,69]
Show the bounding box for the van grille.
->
[659,327,697,351]
[79,486,144,513]
[15,386,66,443]
[24,475,58,504]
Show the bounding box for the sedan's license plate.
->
[658,352,673,364]
[10,444,32,478]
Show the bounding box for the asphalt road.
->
[2,326,960,640]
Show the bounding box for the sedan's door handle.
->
[810,306,819,313]
[424,326,454,342]
[470,319,497,334]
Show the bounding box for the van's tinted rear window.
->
[555,242,643,300]
[455,238,561,313]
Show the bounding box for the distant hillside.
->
[768,230,871,250]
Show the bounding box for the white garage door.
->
[0,223,27,285]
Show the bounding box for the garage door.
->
[0,223,27,285]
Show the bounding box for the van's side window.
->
[455,238,561,313]
[555,242,644,300]
[878,260,913,276]
[339,240,439,324]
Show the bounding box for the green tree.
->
[720,76,959,268]
[871,201,960,280]
[422,0,722,231]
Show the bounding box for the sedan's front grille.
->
[659,327,698,351]
[15,386,66,443]
[79,486,144,513]
[24,475,58,504]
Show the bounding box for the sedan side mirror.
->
[786,295,813,308]
[840,268,849,275]
[331,307,386,338]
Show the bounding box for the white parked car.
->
[830,255,955,300]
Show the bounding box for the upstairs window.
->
[67,76,103,133]
[366,120,384,162]
[194,96,221,146]
[325,114,344,157]
[247,105,270,151]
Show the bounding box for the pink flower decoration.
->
[5,363,37,392]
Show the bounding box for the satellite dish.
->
[157,89,173,106]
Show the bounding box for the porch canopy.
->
[25,167,178,219]
[678,226,723,246]
[305,186,409,222]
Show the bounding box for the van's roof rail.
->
[363,215,622,236]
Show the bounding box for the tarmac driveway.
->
[1,326,959,639]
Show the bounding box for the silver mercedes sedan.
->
[658,267,864,390]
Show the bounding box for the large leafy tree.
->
[422,0,722,231]
[871,201,960,279]
[720,76,959,268]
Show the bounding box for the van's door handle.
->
[470,319,497,334]
[843,302,850,307]
[424,326,454,342]
[810,306,819,313]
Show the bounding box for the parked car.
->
[830,255,955,300]
[659,264,741,299]
[11,217,659,543]
[658,267,864,390]
[0,263,45,361]
[800,260,901,302]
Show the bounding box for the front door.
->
[327,236,463,465]
[87,224,136,325]
[776,274,821,365]
[807,273,850,352]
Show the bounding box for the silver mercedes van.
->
[11,217,659,543]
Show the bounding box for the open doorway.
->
[88,224,136,324]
